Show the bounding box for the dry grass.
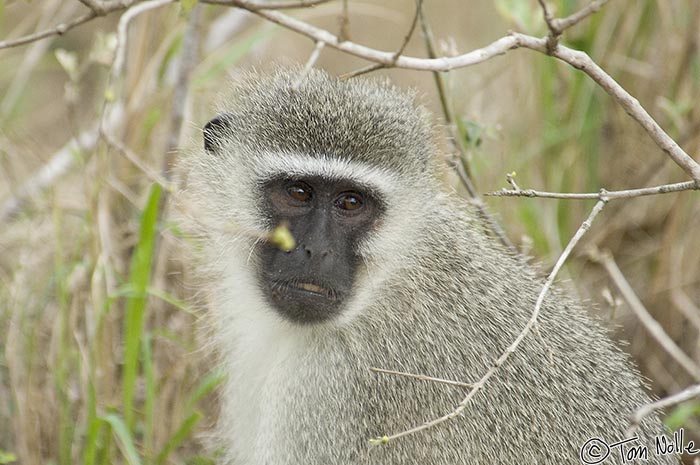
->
[1,0,699,463]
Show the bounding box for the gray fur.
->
[183,67,677,464]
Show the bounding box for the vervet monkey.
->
[184,68,676,464]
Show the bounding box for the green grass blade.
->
[154,412,203,465]
[147,286,196,314]
[122,183,162,430]
[142,333,156,461]
[101,414,143,465]
[186,367,226,411]
[82,378,100,465]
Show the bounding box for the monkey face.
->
[256,175,383,324]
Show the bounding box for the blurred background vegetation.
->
[1,0,699,463]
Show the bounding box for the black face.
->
[257,176,382,325]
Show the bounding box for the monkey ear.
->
[203,113,234,154]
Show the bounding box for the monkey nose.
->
[301,244,332,260]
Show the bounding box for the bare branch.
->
[163,3,201,181]
[537,0,610,52]
[337,0,350,42]
[293,41,326,89]
[1,104,125,223]
[5,0,697,181]
[204,2,700,181]
[374,199,607,443]
[101,131,173,191]
[505,172,520,190]
[369,367,473,389]
[341,0,423,80]
[487,180,699,200]
[0,12,97,50]
[0,0,138,50]
[590,249,700,382]
[204,0,518,69]
[552,0,611,33]
[537,0,555,30]
[204,0,333,9]
[77,0,134,15]
[540,37,700,182]
[98,0,176,143]
[416,2,515,252]
[536,0,558,52]
[113,0,177,83]
[626,383,700,437]
[0,128,97,222]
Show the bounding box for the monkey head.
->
[195,68,440,325]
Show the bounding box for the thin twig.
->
[78,0,134,15]
[293,41,326,89]
[0,128,97,222]
[416,2,515,252]
[204,0,333,9]
[374,199,607,443]
[337,0,350,42]
[369,367,474,389]
[101,131,173,190]
[207,2,700,181]
[0,0,138,50]
[99,0,177,154]
[4,0,698,180]
[1,105,125,223]
[542,37,700,181]
[162,3,201,182]
[341,0,423,79]
[626,383,700,437]
[551,0,610,33]
[537,0,555,30]
[487,180,699,200]
[416,0,449,120]
[0,12,97,50]
[538,0,610,50]
[113,0,177,84]
[536,0,558,53]
[590,249,700,382]
[1,1,69,117]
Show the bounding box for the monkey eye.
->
[286,181,313,202]
[335,192,364,211]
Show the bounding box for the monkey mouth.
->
[295,282,327,295]
[271,279,339,301]
[264,277,347,324]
